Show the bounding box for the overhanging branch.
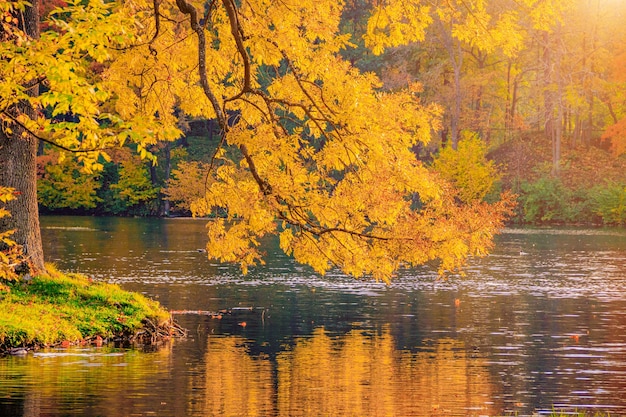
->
[2,111,113,154]
[178,0,392,244]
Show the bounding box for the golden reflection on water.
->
[200,327,497,417]
[0,345,174,417]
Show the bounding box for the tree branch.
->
[222,0,252,103]
[148,0,161,56]
[179,0,392,244]
[175,0,226,129]
[1,111,114,154]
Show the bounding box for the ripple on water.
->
[36,220,626,416]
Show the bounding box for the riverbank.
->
[0,265,181,354]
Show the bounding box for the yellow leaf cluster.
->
[1,0,181,172]
[365,0,526,59]
[364,2,432,55]
[111,0,515,281]
[0,187,24,283]
[432,131,501,203]
[2,0,514,281]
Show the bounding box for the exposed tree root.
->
[1,317,188,355]
[129,317,188,346]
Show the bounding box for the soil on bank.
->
[489,134,626,191]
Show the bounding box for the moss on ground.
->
[0,264,173,352]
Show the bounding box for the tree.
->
[109,150,160,215]
[37,152,102,211]
[1,0,513,282]
[0,0,44,271]
[432,132,501,203]
[364,0,524,149]
[1,0,169,272]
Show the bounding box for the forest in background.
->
[35,0,626,225]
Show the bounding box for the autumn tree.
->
[1,0,513,281]
[37,152,102,211]
[597,1,626,156]
[0,0,44,270]
[1,0,169,272]
[364,0,525,148]
[109,150,160,215]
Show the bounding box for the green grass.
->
[0,264,171,351]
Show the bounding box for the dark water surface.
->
[2,216,626,416]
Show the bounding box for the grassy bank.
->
[0,265,175,353]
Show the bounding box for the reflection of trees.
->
[200,336,275,416]
[0,346,174,417]
[198,328,496,417]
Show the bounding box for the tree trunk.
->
[505,61,513,138]
[0,0,45,272]
[451,61,462,149]
[0,122,45,273]
[162,143,171,216]
[552,25,564,176]
[436,17,463,149]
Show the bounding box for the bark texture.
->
[0,131,45,272]
[0,0,45,272]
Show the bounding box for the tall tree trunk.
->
[542,30,562,177]
[553,25,564,176]
[553,87,562,176]
[437,17,463,149]
[0,0,45,272]
[451,60,462,149]
[162,142,171,217]
[505,61,514,139]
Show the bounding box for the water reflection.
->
[0,346,179,416]
[194,329,495,417]
[1,217,625,416]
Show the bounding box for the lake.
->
[2,216,626,416]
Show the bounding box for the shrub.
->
[519,176,573,223]
[37,153,102,210]
[431,131,500,203]
[589,181,626,225]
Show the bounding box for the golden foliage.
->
[198,329,497,416]
[2,0,514,281]
[131,0,511,280]
[364,0,526,59]
[165,161,211,213]
[0,187,24,284]
[364,2,432,55]
[432,131,501,203]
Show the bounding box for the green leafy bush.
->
[589,181,626,225]
[519,176,573,223]
[37,154,102,210]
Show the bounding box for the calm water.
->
[2,216,626,416]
